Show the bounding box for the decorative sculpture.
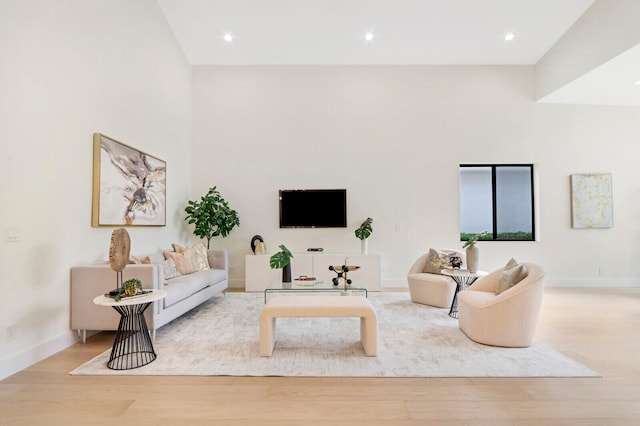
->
[449,256,463,269]
[109,228,131,292]
[329,263,361,291]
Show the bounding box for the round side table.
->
[441,269,487,319]
[93,289,167,370]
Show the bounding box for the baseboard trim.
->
[0,331,77,381]
[545,277,640,287]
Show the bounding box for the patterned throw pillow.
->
[423,248,455,274]
[496,258,528,295]
[162,258,180,281]
[172,243,210,271]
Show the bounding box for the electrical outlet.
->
[7,324,17,341]
[598,267,605,276]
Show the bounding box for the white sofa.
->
[71,249,228,342]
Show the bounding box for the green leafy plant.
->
[114,278,143,302]
[355,217,373,240]
[184,186,240,249]
[462,231,489,249]
[269,244,293,269]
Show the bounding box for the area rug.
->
[70,292,598,377]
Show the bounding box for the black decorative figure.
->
[328,264,360,291]
[449,256,463,269]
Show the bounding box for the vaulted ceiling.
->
[157,0,640,106]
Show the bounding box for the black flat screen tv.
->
[279,189,347,228]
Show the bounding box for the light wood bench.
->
[260,295,378,357]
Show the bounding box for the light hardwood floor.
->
[1,288,639,425]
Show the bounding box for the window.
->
[459,164,535,242]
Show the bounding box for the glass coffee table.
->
[264,280,368,303]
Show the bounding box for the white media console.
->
[245,253,381,292]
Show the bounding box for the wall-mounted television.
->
[279,189,347,228]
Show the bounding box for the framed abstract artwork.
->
[92,133,166,226]
[570,173,613,229]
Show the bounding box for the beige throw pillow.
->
[496,258,528,295]
[423,249,453,274]
[163,247,199,275]
[173,243,210,271]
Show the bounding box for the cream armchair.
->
[407,249,466,308]
[457,262,545,347]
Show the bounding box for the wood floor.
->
[1,287,639,425]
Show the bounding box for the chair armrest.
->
[467,269,501,293]
[70,264,162,331]
[408,254,428,275]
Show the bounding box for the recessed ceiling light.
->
[635,80,640,86]
[364,32,374,41]
[504,32,515,41]
[223,33,233,42]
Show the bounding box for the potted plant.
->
[113,278,144,302]
[184,186,240,249]
[355,217,373,254]
[462,231,488,273]
[269,244,294,283]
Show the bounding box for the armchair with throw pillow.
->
[407,249,466,308]
[457,259,545,347]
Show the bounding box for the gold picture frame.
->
[92,133,166,227]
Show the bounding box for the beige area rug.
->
[70,292,598,377]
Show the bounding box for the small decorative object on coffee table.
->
[329,263,361,291]
[441,269,487,319]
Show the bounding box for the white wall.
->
[536,0,640,101]
[192,65,640,289]
[0,0,192,379]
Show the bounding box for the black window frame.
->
[459,163,535,242]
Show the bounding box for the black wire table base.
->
[107,302,156,370]
[448,275,480,319]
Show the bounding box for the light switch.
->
[5,227,20,242]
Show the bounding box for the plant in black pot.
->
[184,186,240,249]
[269,244,293,283]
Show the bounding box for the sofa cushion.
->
[163,268,227,308]
[496,258,528,295]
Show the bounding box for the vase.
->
[282,263,292,283]
[361,239,368,255]
[466,245,479,273]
